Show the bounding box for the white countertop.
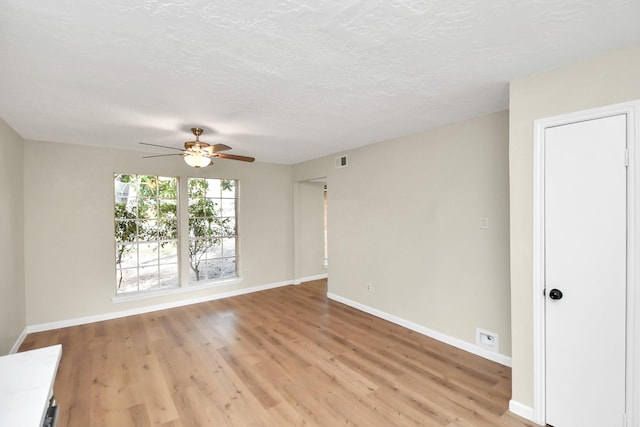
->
[0,345,62,427]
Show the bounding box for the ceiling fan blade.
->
[213,153,255,162]
[142,153,184,158]
[201,143,231,155]
[139,142,185,152]
[211,143,232,152]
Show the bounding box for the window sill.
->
[112,277,243,303]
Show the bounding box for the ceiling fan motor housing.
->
[184,141,211,151]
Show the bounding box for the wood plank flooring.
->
[20,279,540,426]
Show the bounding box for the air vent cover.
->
[335,155,348,168]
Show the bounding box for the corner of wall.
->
[0,118,27,355]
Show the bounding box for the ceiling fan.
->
[141,128,255,168]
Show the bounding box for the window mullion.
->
[178,176,190,288]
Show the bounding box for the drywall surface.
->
[0,118,26,354]
[23,140,294,325]
[295,111,512,357]
[509,43,640,407]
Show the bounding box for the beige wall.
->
[509,43,640,407]
[0,119,26,354]
[23,140,294,325]
[295,111,512,357]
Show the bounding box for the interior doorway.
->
[294,178,328,283]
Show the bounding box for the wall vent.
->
[335,155,348,168]
[476,328,499,352]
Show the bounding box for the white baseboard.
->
[327,292,512,367]
[9,327,28,354]
[293,273,328,285]
[26,280,293,334]
[508,400,535,422]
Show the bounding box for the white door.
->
[544,114,627,427]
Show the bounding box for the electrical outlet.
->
[367,283,372,291]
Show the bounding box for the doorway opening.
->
[295,177,328,283]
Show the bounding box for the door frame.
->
[532,100,640,426]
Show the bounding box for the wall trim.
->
[293,273,328,285]
[9,327,28,354]
[26,280,293,334]
[508,400,534,422]
[327,292,512,367]
[532,100,640,426]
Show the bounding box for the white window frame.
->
[186,178,239,284]
[113,174,242,301]
[113,174,180,295]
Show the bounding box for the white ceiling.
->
[1,1,639,164]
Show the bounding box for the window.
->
[114,174,178,294]
[113,175,239,295]
[188,178,237,283]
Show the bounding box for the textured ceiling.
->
[1,0,639,164]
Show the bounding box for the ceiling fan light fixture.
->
[140,127,254,166]
[184,152,211,168]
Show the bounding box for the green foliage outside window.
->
[114,175,237,293]
[114,174,178,293]
[188,178,236,282]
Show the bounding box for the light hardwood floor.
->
[20,280,540,426]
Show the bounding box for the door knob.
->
[549,288,563,300]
